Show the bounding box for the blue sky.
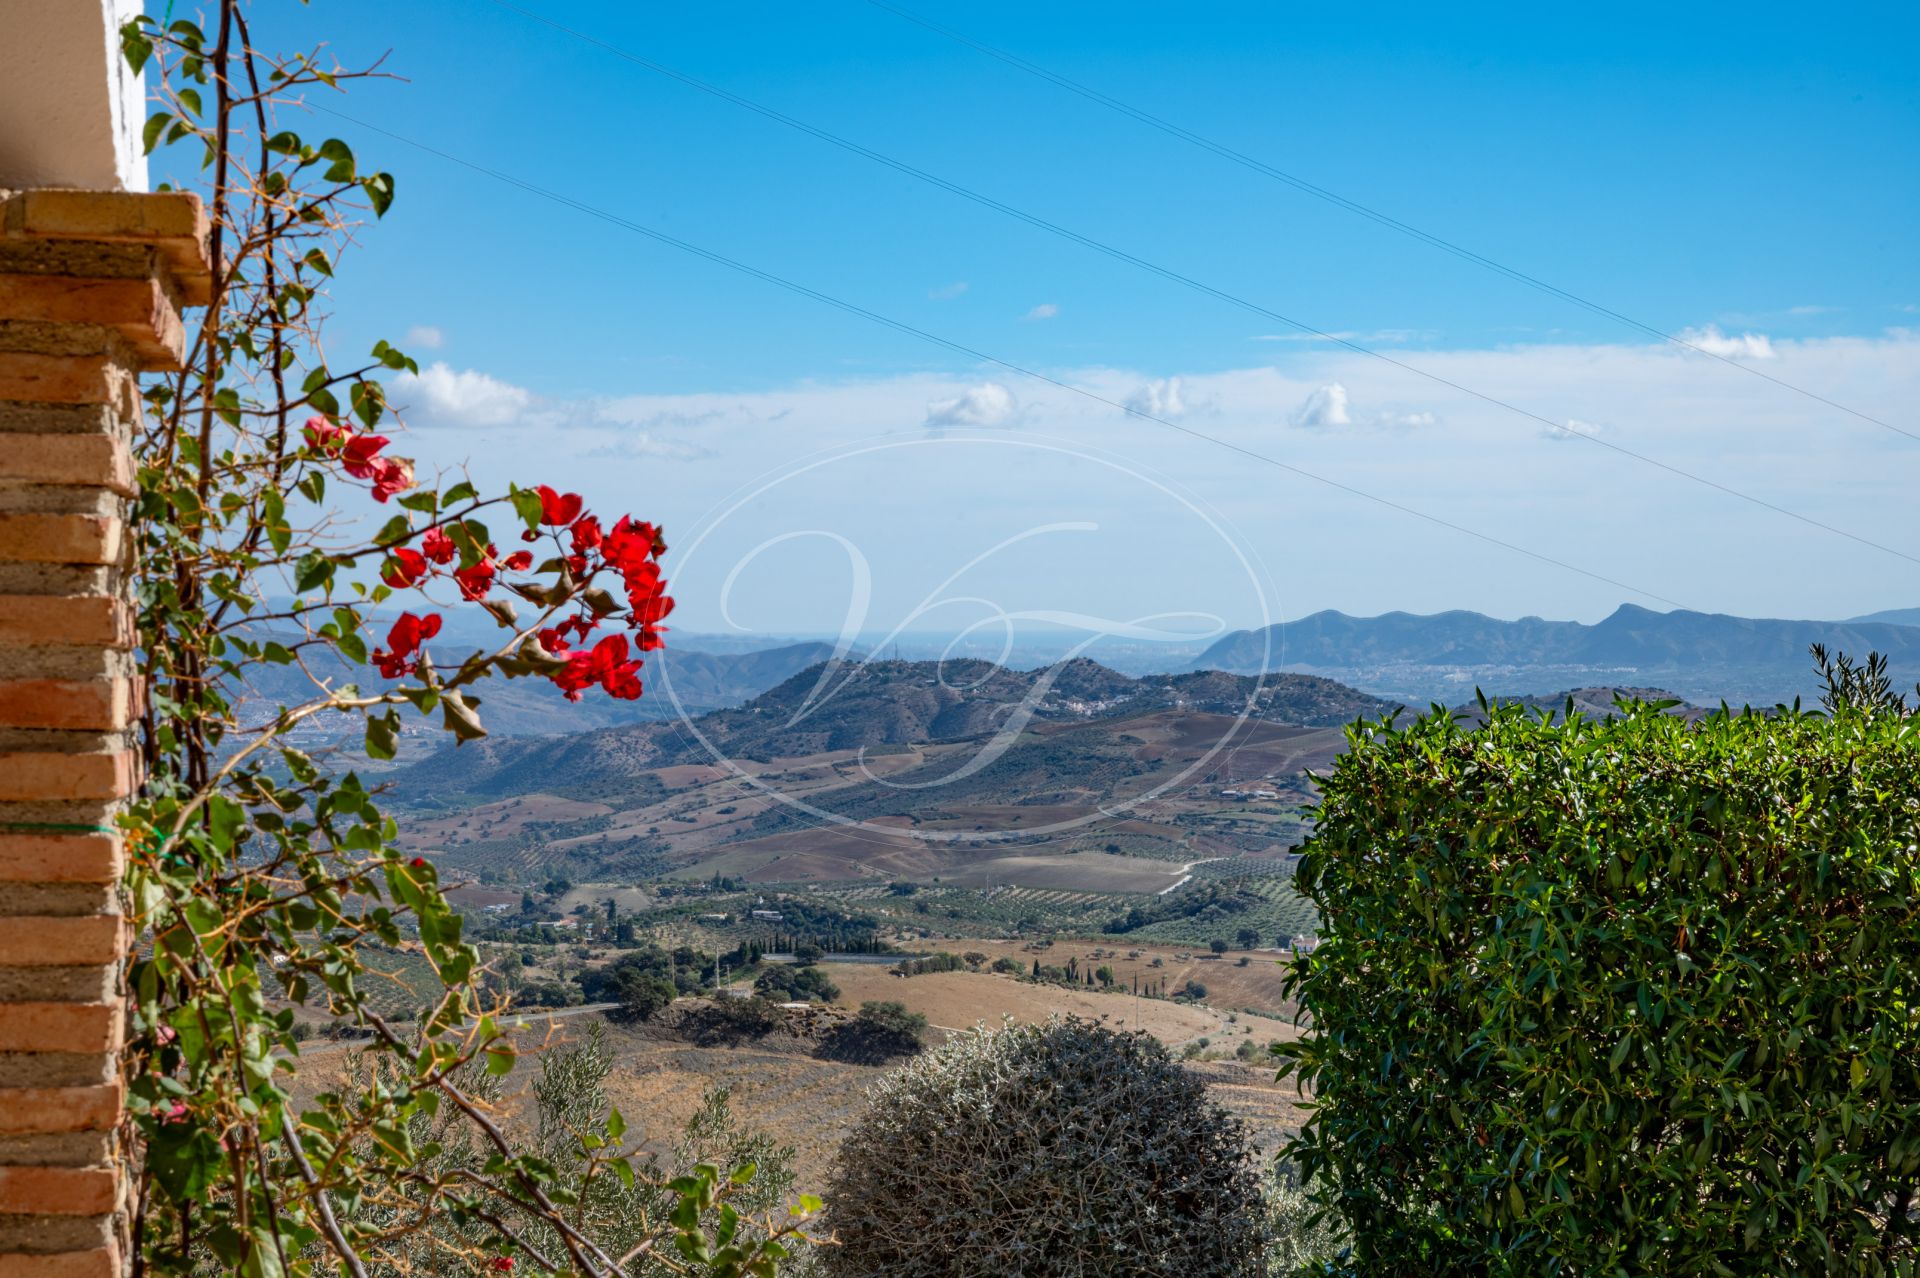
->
[214,0,1920,642]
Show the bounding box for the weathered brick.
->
[0,1006,119,1056]
[0,1086,118,1135]
[0,276,181,372]
[0,919,121,968]
[0,681,133,731]
[1,190,213,309]
[0,752,137,803]
[0,1247,122,1278]
[3,191,203,242]
[0,836,121,887]
[0,1166,116,1216]
[0,355,134,413]
[0,437,131,497]
[0,598,132,650]
[0,518,121,568]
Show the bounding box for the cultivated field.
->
[944,939,1301,1020]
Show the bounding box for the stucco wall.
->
[0,0,147,192]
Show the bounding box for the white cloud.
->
[1287,381,1435,431]
[928,281,969,300]
[1788,305,1837,316]
[1023,302,1060,322]
[404,324,445,350]
[1123,377,1187,419]
[1543,417,1605,443]
[396,362,535,428]
[925,382,1018,429]
[584,433,715,461]
[381,330,1920,627]
[1676,324,1776,360]
[1292,383,1353,429]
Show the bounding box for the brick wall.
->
[0,190,208,1278]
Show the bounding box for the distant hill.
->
[1846,607,1920,628]
[1194,604,1920,705]
[656,658,1394,763]
[236,638,838,737]
[1448,686,1704,726]
[392,657,1392,801]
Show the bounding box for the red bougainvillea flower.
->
[409,856,429,869]
[304,417,416,502]
[569,515,602,553]
[503,550,534,572]
[601,517,659,574]
[420,527,457,564]
[554,634,642,702]
[536,485,584,526]
[364,455,413,503]
[302,415,349,451]
[340,433,390,474]
[490,1259,514,1273]
[454,556,496,602]
[381,548,428,589]
[373,611,441,678]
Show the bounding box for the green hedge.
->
[1280,699,1920,1276]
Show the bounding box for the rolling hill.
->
[391,657,1394,799]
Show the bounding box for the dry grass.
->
[951,938,1300,1020]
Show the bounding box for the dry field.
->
[950,938,1300,1020]
[822,963,1299,1048]
[520,1013,1307,1189]
[408,793,612,846]
[294,981,1310,1193]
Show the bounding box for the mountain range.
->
[1194,603,1920,705]
[392,658,1395,800]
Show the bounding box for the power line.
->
[484,0,1920,571]
[860,0,1920,448]
[309,102,1692,608]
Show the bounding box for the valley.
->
[351,647,1730,1184]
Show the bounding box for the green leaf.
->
[120,24,155,75]
[315,137,356,182]
[363,172,396,217]
[142,112,173,155]
[293,552,334,594]
[364,711,399,761]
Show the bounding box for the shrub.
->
[990,956,1024,975]
[893,952,966,978]
[683,996,783,1044]
[826,1018,1264,1277]
[1281,696,1920,1275]
[754,963,840,1003]
[514,981,581,1011]
[818,1000,927,1063]
[1263,1164,1345,1277]
[610,972,676,1024]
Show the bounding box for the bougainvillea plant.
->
[119,6,815,1275]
